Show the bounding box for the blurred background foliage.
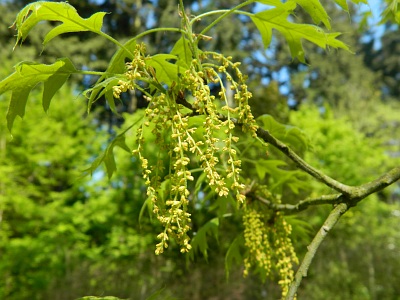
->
[0,0,399,299]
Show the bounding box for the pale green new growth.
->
[251,1,350,62]
[0,58,76,131]
[13,1,107,48]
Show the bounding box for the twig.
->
[216,114,354,194]
[255,126,354,195]
[285,203,349,300]
[282,168,400,298]
[347,166,400,204]
[251,167,400,212]
[188,102,400,300]
[253,193,342,214]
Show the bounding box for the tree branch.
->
[281,167,400,298]
[215,114,354,194]
[348,166,400,203]
[254,126,354,195]
[285,203,349,300]
[249,167,400,212]
[252,193,342,214]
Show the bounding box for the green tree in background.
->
[0,88,163,300]
[1,1,400,300]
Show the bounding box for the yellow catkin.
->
[120,44,260,256]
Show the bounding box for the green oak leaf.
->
[13,1,107,47]
[293,0,331,29]
[333,0,368,12]
[257,114,309,153]
[251,1,350,62]
[83,124,133,179]
[170,37,194,69]
[85,77,125,114]
[0,58,76,131]
[254,159,306,194]
[87,39,136,112]
[145,54,180,86]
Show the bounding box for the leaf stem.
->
[197,0,255,36]
[133,27,184,42]
[253,193,342,214]
[191,9,253,25]
[95,31,135,56]
[96,27,183,57]
[75,70,106,77]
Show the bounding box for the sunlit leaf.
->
[146,54,179,86]
[87,39,136,112]
[293,0,331,29]
[380,0,400,24]
[0,58,77,131]
[257,114,309,153]
[253,159,307,194]
[84,124,133,179]
[170,37,194,69]
[251,1,350,62]
[13,1,107,47]
[333,0,368,12]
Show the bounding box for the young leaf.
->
[0,58,77,131]
[293,0,331,29]
[254,159,288,181]
[84,124,133,179]
[251,1,350,62]
[253,159,307,194]
[333,0,350,11]
[257,114,309,153]
[85,77,125,114]
[170,37,194,69]
[145,54,180,86]
[380,0,400,24]
[13,1,107,47]
[87,39,136,112]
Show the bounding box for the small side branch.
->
[253,194,342,214]
[349,166,400,203]
[252,167,400,212]
[285,203,349,300]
